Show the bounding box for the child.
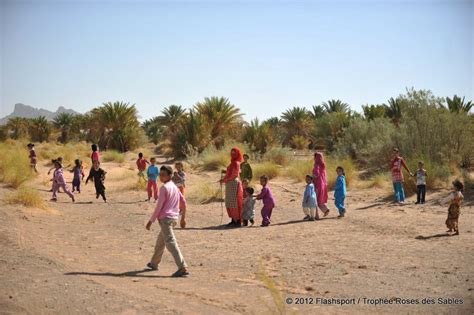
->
[147,157,159,201]
[27,143,38,173]
[390,148,413,204]
[51,160,75,202]
[242,178,250,198]
[91,144,100,163]
[334,166,347,218]
[146,166,189,277]
[240,154,253,182]
[440,180,464,235]
[136,152,150,181]
[256,175,275,227]
[85,160,107,202]
[302,175,318,221]
[48,157,66,192]
[172,162,186,195]
[70,159,85,193]
[414,161,427,204]
[242,187,256,226]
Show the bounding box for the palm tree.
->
[142,117,164,145]
[90,102,141,152]
[384,97,403,126]
[28,116,51,142]
[446,95,473,114]
[322,99,350,113]
[159,105,187,135]
[310,105,326,119]
[53,112,75,143]
[6,117,29,139]
[194,96,243,148]
[242,118,276,154]
[362,104,386,121]
[280,106,312,147]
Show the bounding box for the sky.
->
[0,0,472,121]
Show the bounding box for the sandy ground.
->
[0,157,473,315]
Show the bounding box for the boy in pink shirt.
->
[146,165,188,277]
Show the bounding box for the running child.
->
[440,180,464,235]
[240,154,253,182]
[85,160,107,202]
[334,166,347,218]
[136,152,150,181]
[172,162,186,195]
[302,175,318,221]
[147,157,159,201]
[70,159,85,193]
[51,160,75,202]
[242,187,256,226]
[145,165,189,277]
[414,161,427,204]
[256,175,275,227]
[27,143,38,173]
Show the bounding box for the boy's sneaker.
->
[146,262,158,271]
[172,268,189,277]
[50,198,57,202]
[303,215,310,221]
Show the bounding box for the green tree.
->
[362,104,386,121]
[322,99,350,113]
[6,117,30,139]
[310,105,326,119]
[28,116,51,142]
[242,118,277,154]
[194,96,243,148]
[384,97,403,126]
[280,106,312,147]
[445,95,473,114]
[89,102,142,152]
[53,112,75,143]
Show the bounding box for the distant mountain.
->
[0,103,80,125]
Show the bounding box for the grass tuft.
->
[6,185,47,209]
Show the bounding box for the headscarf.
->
[231,147,243,163]
[314,152,326,168]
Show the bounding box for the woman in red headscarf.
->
[220,147,244,227]
[313,152,330,217]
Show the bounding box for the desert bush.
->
[284,158,313,182]
[263,146,293,166]
[37,142,90,166]
[190,143,251,171]
[363,172,391,189]
[6,185,46,209]
[291,135,309,150]
[253,162,280,180]
[187,182,222,204]
[0,141,33,188]
[102,150,125,163]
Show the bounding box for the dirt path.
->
[0,160,473,314]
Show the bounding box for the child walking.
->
[136,152,150,181]
[334,166,347,218]
[27,143,38,173]
[147,157,159,201]
[414,161,427,204]
[242,187,256,226]
[240,154,253,182]
[85,160,107,202]
[390,148,413,203]
[91,144,100,163]
[172,162,186,195]
[146,166,189,277]
[256,175,275,227]
[70,159,85,193]
[51,160,75,202]
[302,175,318,221]
[440,180,464,235]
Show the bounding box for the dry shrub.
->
[37,142,90,166]
[6,185,47,209]
[0,141,32,188]
[264,146,293,166]
[102,150,126,163]
[284,158,313,182]
[187,182,222,204]
[253,162,281,180]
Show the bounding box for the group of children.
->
[135,152,186,202]
[237,154,348,228]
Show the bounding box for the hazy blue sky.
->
[1,0,472,121]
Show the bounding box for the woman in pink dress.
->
[220,147,244,227]
[313,152,330,217]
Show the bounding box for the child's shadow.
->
[415,233,453,240]
[65,269,170,278]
